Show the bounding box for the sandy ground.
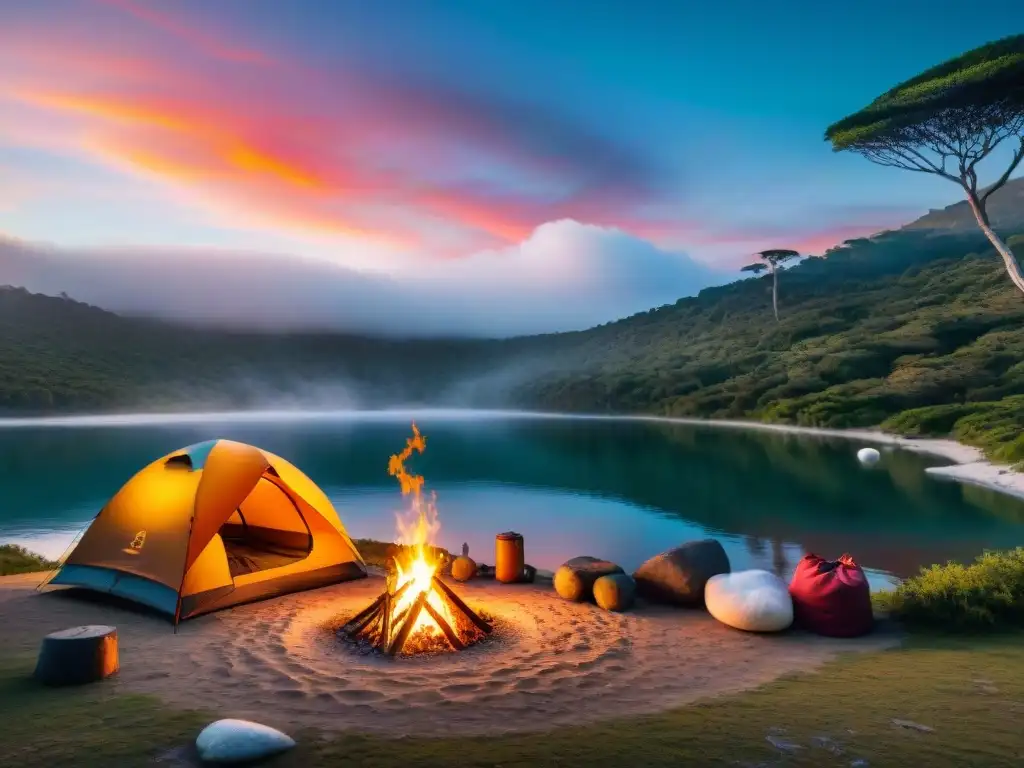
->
[1,572,898,737]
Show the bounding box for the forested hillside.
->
[3,210,1024,461]
[513,227,1024,462]
[0,288,516,412]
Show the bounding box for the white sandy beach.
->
[0,572,898,736]
[621,416,1024,503]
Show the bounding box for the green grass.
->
[0,545,55,576]
[2,636,1023,767]
[874,548,1024,631]
[882,396,1024,467]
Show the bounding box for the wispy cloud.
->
[0,221,726,337]
[1,2,685,257]
[93,0,272,65]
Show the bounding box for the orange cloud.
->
[2,2,695,257]
[10,3,896,263]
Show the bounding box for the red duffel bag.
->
[788,553,874,637]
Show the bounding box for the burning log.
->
[344,572,492,656]
[341,592,386,635]
[387,592,427,656]
[433,575,492,635]
[422,600,466,651]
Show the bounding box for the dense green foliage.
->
[882,395,1024,465]
[825,34,1024,149]
[3,210,1024,464]
[0,545,54,576]
[518,228,1024,429]
[875,548,1024,631]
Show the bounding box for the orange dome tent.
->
[45,439,366,624]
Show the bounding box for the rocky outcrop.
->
[632,539,730,606]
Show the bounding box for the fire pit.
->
[343,551,492,655]
[343,423,492,656]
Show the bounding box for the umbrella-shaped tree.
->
[825,34,1024,294]
[741,249,800,321]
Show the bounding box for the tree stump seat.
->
[34,625,119,686]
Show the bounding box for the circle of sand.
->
[1,574,898,736]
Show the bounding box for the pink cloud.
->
[93,0,272,65]
[1,3,691,256]
[0,2,917,265]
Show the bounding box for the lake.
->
[3,410,1024,589]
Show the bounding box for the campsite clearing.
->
[1,574,1022,767]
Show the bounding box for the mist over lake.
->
[4,411,1023,590]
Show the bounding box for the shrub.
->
[0,544,55,576]
[874,548,1024,631]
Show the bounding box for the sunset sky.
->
[1,1,1022,336]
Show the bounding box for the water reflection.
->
[0,413,1021,586]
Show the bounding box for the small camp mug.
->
[494,531,525,584]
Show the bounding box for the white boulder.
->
[196,719,296,764]
[705,569,793,633]
[857,447,881,466]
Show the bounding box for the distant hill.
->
[902,176,1024,232]
[0,285,538,413]
[3,222,1024,462]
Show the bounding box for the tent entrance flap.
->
[220,474,313,578]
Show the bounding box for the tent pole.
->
[35,512,98,592]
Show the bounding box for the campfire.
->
[343,424,492,656]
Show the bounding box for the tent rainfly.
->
[45,439,366,624]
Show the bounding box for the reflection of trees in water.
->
[5,417,1024,577]
[771,538,788,578]
[744,534,767,558]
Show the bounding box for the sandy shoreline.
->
[0,572,899,736]
[631,416,1024,503]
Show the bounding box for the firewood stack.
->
[342,557,492,656]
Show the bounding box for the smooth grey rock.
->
[633,539,730,606]
[195,719,295,764]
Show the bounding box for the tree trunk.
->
[965,191,1024,295]
[770,263,779,321]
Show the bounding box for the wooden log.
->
[380,592,391,649]
[34,625,119,686]
[387,592,426,657]
[345,601,383,638]
[389,579,413,605]
[433,575,492,634]
[422,600,466,651]
[342,592,385,634]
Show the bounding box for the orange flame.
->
[387,423,453,640]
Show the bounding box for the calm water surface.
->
[3,411,1024,590]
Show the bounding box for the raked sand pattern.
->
[1,573,898,736]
